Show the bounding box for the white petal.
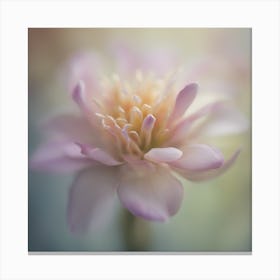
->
[144,147,183,163]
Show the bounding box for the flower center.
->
[95,71,176,158]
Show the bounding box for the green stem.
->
[122,210,151,251]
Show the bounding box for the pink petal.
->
[122,154,155,168]
[41,114,94,142]
[29,141,93,173]
[170,144,224,172]
[68,52,101,98]
[77,143,123,166]
[174,149,241,182]
[117,165,183,221]
[167,102,221,145]
[111,43,179,77]
[67,166,119,233]
[168,83,198,124]
[198,103,249,137]
[144,147,183,163]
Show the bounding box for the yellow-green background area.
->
[28,28,251,252]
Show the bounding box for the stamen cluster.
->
[94,72,175,158]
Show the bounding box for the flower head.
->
[30,47,247,233]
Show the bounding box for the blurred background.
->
[28,28,251,252]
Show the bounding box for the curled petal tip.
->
[188,82,199,89]
[72,80,84,96]
[142,114,156,130]
[169,82,198,124]
[178,82,198,102]
[141,114,156,135]
[171,144,224,172]
[72,80,85,105]
[230,148,242,161]
[145,113,156,123]
[141,114,156,147]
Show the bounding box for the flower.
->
[30,47,247,233]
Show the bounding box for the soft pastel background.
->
[28,28,251,252]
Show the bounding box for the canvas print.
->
[28,28,251,252]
